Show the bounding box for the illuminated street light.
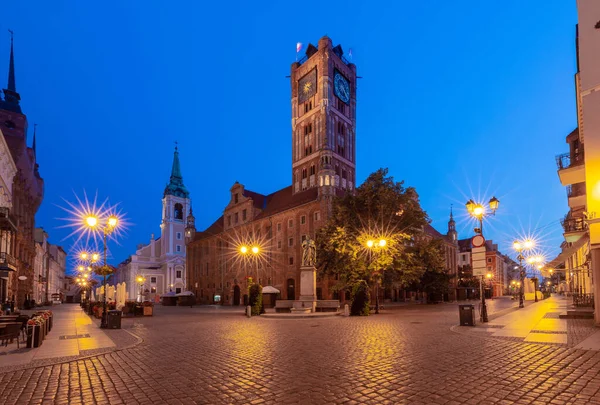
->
[240,245,248,254]
[365,237,388,315]
[465,197,499,324]
[83,213,122,328]
[513,238,535,309]
[251,246,259,255]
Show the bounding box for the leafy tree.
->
[350,280,370,316]
[248,284,264,316]
[316,168,443,299]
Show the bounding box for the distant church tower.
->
[161,146,191,258]
[290,36,357,198]
[447,205,458,243]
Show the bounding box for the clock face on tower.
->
[334,70,350,104]
[298,68,317,104]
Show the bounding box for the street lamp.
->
[77,249,100,311]
[136,275,146,302]
[84,213,120,328]
[366,238,387,315]
[465,196,499,234]
[239,244,261,283]
[513,239,534,308]
[466,197,499,323]
[526,255,544,303]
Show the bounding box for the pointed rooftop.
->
[163,145,189,199]
[1,30,21,113]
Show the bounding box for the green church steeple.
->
[164,145,189,198]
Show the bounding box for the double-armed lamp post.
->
[465,196,499,323]
[512,239,535,308]
[366,238,387,315]
[84,214,119,328]
[239,244,261,283]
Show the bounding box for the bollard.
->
[344,304,349,317]
[246,305,252,318]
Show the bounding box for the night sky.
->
[3,1,577,273]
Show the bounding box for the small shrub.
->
[248,284,263,316]
[350,280,370,316]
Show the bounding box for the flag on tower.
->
[296,42,303,53]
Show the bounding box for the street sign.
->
[472,234,485,248]
[472,245,487,276]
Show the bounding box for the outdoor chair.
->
[0,323,22,348]
[16,315,29,340]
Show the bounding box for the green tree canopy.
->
[316,168,443,292]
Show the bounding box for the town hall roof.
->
[194,185,319,241]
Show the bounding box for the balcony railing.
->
[572,293,594,308]
[567,182,586,198]
[0,252,17,271]
[0,207,17,231]
[556,151,585,170]
[561,216,588,233]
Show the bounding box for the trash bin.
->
[458,304,475,326]
[106,310,122,329]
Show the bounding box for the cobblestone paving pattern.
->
[1,303,600,405]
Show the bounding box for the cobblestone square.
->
[1,299,600,404]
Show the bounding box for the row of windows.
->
[227,209,248,226]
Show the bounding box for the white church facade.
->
[114,147,194,301]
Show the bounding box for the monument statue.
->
[302,237,316,267]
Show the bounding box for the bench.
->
[316,300,340,313]
[274,300,294,313]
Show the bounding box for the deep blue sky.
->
[4,1,577,270]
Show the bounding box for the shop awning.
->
[262,286,280,294]
[546,235,589,271]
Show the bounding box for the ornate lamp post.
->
[239,244,261,283]
[136,275,146,302]
[465,197,499,323]
[366,238,387,315]
[513,239,534,308]
[84,214,120,328]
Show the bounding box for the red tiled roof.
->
[243,189,267,210]
[254,186,318,220]
[196,186,319,241]
[424,224,443,238]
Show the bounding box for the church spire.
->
[32,123,37,154]
[7,30,15,93]
[2,30,21,113]
[447,204,457,242]
[164,143,190,198]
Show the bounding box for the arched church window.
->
[174,203,183,220]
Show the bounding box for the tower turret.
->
[185,204,196,244]
[447,205,458,243]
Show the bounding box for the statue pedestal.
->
[294,266,317,313]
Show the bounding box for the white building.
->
[115,147,193,300]
[33,228,66,303]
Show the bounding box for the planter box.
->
[143,307,153,316]
[27,324,43,348]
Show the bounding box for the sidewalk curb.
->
[0,309,145,375]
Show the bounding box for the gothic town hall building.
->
[185,36,357,305]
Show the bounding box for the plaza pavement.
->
[0,297,600,404]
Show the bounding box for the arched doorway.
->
[287,278,295,300]
[233,285,241,306]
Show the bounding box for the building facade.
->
[186,36,357,305]
[0,35,44,307]
[551,1,600,318]
[114,147,191,300]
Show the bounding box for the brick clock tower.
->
[290,36,357,199]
